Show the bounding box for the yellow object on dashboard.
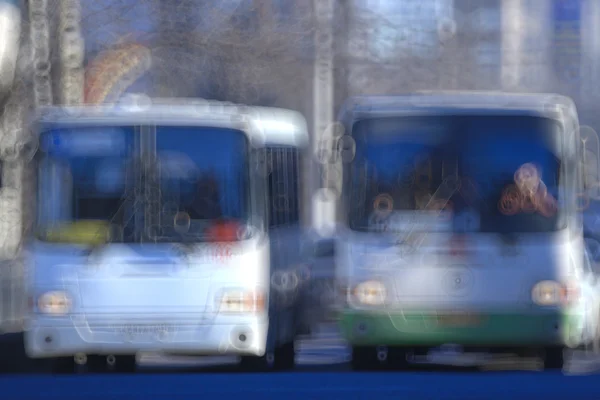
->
[44,220,111,246]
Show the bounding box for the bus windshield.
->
[153,126,251,242]
[346,115,565,234]
[36,125,251,244]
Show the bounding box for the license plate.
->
[437,313,481,327]
[112,324,173,337]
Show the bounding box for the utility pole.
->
[582,0,599,106]
[311,0,336,237]
[500,0,525,91]
[58,0,85,105]
[333,0,349,108]
[0,0,21,93]
[500,0,553,93]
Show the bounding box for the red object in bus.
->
[206,220,240,242]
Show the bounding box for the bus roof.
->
[34,97,309,148]
[338,91,578,126]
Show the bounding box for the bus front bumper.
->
[24,314,268,358]
[339,309,582,347]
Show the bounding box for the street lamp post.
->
[58,0,85,105]
[500,0,524,91]
[311,0,336,237]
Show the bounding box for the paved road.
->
[3,371,600,400]
[4,323,600,399]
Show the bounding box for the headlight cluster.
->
[352,280,387,306]
[217,289,266,314]
[37,291,72,315]
[532,281,579,306]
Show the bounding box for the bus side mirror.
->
[580,126,600,196]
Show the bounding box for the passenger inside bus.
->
[349,115,564,233]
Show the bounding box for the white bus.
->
[327,92,600,371]
[24,98,309,373]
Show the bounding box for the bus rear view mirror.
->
[580,126,600,199]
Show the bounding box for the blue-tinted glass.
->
[155,126,249,221]
[37,126,135,228]
[348,115,563,233]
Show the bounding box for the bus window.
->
[36,127,134,242]
[348,117,452,231]
[460,116,564,233]
[155,126,251,243]
[347,115,564,233]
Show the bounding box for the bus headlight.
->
[37,291,72,315]
[217,289,266,314]
[532,281,579,306]
[353,280,387,306]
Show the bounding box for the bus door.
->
[265,146,306,341]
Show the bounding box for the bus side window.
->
[266,147,300,228]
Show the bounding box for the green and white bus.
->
[327,92,600,371]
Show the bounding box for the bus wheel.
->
[86,355,108,373]
[388,346,412,370]
[273,341,295,371]
[107,355,137,373]
[351,346,379,371]
[86,355,136,373]
[542,346,564,370]
[49,357,77,374]
[240,354,268,372]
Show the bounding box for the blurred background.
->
[0,0,596,229]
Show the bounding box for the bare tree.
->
[77,0,315,112]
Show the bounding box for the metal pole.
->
[582,0,598,105]
[500,0,524,91]
[0,0,21,92]
[311,0,336,236]
[58,0,85,105]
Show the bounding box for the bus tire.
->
[273,341,295,371]
[49,357,77,374]
[388,346,411,370]
[86,355,107,373]
[93,355,136,373]
[114,355,137,373]
[351,346,379,371]
[542,346,564,370]
[240,354,268,372]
